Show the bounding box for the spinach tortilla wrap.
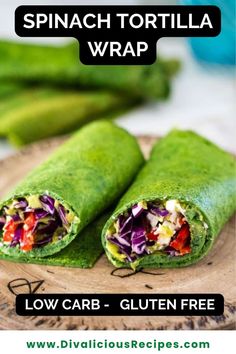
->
[102,130,236,270]
[0,121,144,258]
[0,40,180,100]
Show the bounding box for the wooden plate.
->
[0,136,235,330]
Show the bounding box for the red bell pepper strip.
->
[20,213,36,251]
[146,231,158,241]
[180,245,191,255]
[3,219,16,243]
[170,224,190,252]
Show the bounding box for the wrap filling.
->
[0,194,77,252]
[106,200,197,263]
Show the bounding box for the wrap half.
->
[102,130,236,269]
[0,121,144,258]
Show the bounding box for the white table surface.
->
[0,2,235,159]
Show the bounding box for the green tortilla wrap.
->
[0,83,25,99]
[0,88,135,146]
[0,87,66,123]
[0,121,144,259]
[0,40,180,100]
[102,130,236,270]
[0,212,109,268]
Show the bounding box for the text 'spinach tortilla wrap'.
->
[102,130,236,270]
[0,121,144,259]
[0,212,109,268]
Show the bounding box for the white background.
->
[0,330,235,353]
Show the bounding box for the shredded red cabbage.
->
[1,194,70,251]
[107,201,190,263]
[13,198,28,209]
[0,217,5,230]
[165,246,178,257]
[12,214,22,222]
[34,235,53,246]
[34,209,49,219]
[131,225,146,254]
[58,204,68,225]
[39,195,55,215]
[132,204,144,218]
[149,204,169,217]
[10,225,23,248]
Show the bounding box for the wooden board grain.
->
[0,136,235,330]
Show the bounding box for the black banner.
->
[15,5,221,64]
[16,293,224,316]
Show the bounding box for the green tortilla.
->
[0,83,25,99]
[0,212,109,268]
[0,87,135,146]
[0,121,144,258]
[0,40,180,100]
[102,130,236,269]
